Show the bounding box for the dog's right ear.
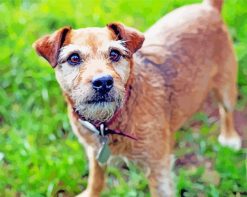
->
[33,26,71,67]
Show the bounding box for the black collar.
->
[78,119,137,140]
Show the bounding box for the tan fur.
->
[33,0,241,196]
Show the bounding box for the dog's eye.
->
[67,53,81,66]
[109,50,121,62]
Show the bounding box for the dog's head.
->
[33,23,144,122]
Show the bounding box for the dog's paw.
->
[218,134,241,150]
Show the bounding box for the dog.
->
[33,0,241,196]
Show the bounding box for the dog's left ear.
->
[33,26,71,67]
[107,22,145,55]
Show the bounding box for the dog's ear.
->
[33,26,71,67]
[107,22,145,55]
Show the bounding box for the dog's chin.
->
[75,100,121,122]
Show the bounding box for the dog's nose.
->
[92,75,114,93]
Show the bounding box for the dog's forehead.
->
[69,27,115,47]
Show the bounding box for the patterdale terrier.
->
[33,0,241,196]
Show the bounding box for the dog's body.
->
[34,0,241,196]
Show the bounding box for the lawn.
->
[0,0,247,196]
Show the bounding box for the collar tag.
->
[78,119,111,164]
[97,136,111,164]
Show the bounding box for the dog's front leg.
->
[77,147,106,197]
[147,156,174,197]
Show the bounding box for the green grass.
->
[1,0,247,196]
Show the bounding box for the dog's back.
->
[137,0,237,131]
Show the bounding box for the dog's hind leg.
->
[213,52,241,150]
[217,101,241,150]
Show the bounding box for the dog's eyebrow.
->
[107,40,130,56]
[58,44,91,63]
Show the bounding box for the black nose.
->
[92,75,114,93]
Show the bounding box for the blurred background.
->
[0,0,247,196]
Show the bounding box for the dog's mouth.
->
[86,94,115,104]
